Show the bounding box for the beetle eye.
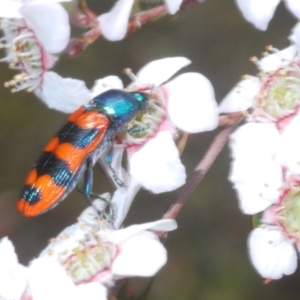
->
[134,93,146,102]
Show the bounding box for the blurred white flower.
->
[0,0,92,113]
[39,199,177,285]
[98,0,184,41]
[235,0,300,30]
[0,237,106,300]
[93,57,218,194]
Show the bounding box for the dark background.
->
[0,0,298,299]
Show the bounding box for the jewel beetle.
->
[17,89,149,217]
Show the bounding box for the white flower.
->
[248,184,300,279]
[94,57,218,194]
[98,0,184,41]
[39,199,177,285]
[0,237,107,300]
[235,0,300,31]
[219,45,300,124]
[0,0,92,113]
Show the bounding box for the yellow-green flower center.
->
[280,188,300,239]
[255,64,300,120]
[62,242,117,283]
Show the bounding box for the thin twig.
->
[162,112,244,221]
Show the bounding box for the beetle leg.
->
[78,158,115,223]
[89,192,115,223]
[106,141,127,189]
[127,124,149,133]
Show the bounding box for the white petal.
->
[0,0,22,18]
[235,0,280,30]
[258,45,297,72]
[98,0,134,41]
[0,237,18,268]
[285,0,300,19]
[75,282,107,300]
[92,76,124,97]
[111,177,142,229]
[137,57,191,86]
[229,123,280,160]
[230,147,283,214]
[289,23,300,53]
[112,234,167,276]
[248,227,297,279]
[219,77,260,113]
[277,114,300,174]
[129,131,186,193]
[20,2,70,53]
[165,0,183,14]
[165,72,218,132]
[29,258,75,300]
[230,177,281,214]
[111,219,177,243]
[0,237,28,300]
[229,123,283,214]
[35,72,92,113]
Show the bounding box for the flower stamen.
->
[0,17,57,93]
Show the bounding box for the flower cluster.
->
[220,25,300,280]
[6,0,300,295]
[0,197,177,300]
